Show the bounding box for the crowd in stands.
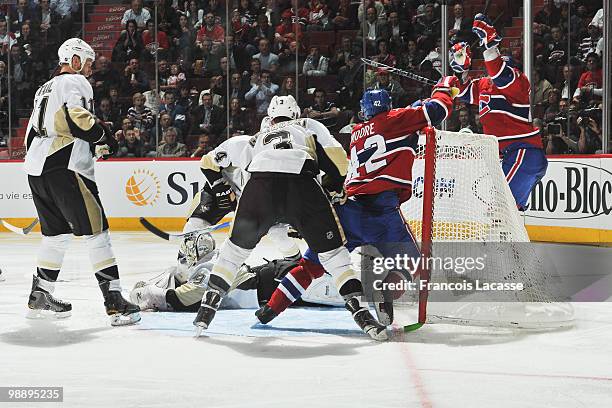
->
[0,0,606,155]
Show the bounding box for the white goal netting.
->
[398,130,574,329]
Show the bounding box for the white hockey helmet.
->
[267,95,301,120]
[180,231,216,268]
[57,38,96,72]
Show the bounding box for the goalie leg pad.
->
[266,224,301,259]
[209,238,252,292]
[182,217,211,234]
[37,233,72,272]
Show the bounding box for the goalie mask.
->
[449,42,472,74]
[179,232,216,268]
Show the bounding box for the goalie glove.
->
[472,14,502,50]
[210,180,235,211]
[432,76,460,99]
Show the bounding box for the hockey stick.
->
[139,217,230,242]
[0,218,39,235]
[360,58,437,86]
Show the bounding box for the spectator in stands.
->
[356,7,388,54]
[398,39,425,72]
[224,35,250,74]
[242,57,262,88]
[245,69,278,117]
[373,69,406,107]
[260,0,280,27]
[177,85,197,112]
[578,23,600,62]
[337,53,363,110]
[205,0,224,25]
[143,79,162,115]
[121,58,149,96]
[172,14,194,63]
[128,92,155,135]
[237,0,257,26]
[228,71,247,103]
[0,20,17,60]
[278,76,296,97]
[121,0,150,29]
[143,18,170,61]
[17,23,38,60]
[167,63,187,89]
[331,36,355,73]
[302,46,329,76]
[543,25,573,84]
[195,91,225,140]
[249,13,275,47]
[332,0,358,30]
[385,0,411,22]
[534,0,560,41]
[157,127,188,157]
[533,68,554,108]
[159,91,188,137]
[32,0,60,63]
[9,44,32,109]
[97,97,120,131]
[199,75,225,108]
[373,39,396,67]
[152,112,176,144]
[578,108,602,154]
[155,0,177,35]
[302,88,339,130]
[191,132,214,157]
[415,2,440,51]
[558,64,578,101]
[51,0,78,41]
[544,88,561,122]
[226,97,250,136]
[253,38,279,71]
[116,127,146,158]
[186,0,203,30]
[456,108,475,133]
[573,53,602,105]
[357,0,385,23]
[301,0,333,31]
[10,0,34,32]
[156,59,171,91]
[115,117,134,142]
[112,19,144,63]
[90,55,119,99]
[274,10,302,53]
[108,85,128,119]
[196,12,225,45]
[193,38,219,75]
[387,11,410,55]
[448,2,474,44]
[277,40,301,75]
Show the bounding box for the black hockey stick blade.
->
[139,217,231,242]
[0,218,39,235]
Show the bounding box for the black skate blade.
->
[110,312,141,326]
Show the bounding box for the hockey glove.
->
[432,76,460,99]
[96,120,118,159]
[211,181,235,211]
[326,186,348,206]
[472,14,502,50]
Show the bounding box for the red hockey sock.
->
[267,258,324,314]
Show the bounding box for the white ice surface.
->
[1,231,611,408]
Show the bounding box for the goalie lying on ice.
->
[130,231,344,312]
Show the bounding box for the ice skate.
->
[255,304,278,324]
[100,281,141,326]
[345,296,388,341]
[373,301,394,326]
[27,276,72,319]
[193,289,222,336]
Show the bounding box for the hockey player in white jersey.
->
[23,38,140,326]
[184,135,301,261]
[130,231,343,312]
[193,95,388,341]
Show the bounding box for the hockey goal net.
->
[398,128,574,329]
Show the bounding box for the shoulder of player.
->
[59,74,94,93]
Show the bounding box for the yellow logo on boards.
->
[125,169,161,206]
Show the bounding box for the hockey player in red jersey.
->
[256,79,459,326]
[452,14,548,210]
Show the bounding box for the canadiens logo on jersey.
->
[479,94,491,116]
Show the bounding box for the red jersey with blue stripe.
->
[345,93,453,203]
[458,51,543,150]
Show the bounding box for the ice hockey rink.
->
[1,230,611,408]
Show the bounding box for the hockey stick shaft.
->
[139,217,230,242]
[0,218,39,235]
[361,58,437,86]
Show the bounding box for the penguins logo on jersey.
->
[215,151,228,164]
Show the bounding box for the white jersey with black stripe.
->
[24,73,97,180]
